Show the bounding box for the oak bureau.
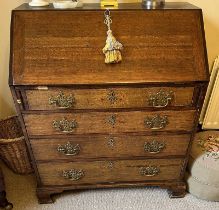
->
[9,3,209,203]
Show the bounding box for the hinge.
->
[36,86,48,90]
[14,89,25,110]
[17,99,22,104]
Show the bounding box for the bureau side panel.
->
[9,86,42,185]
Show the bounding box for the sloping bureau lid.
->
[10,3,209,85]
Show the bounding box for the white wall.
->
[168,0,219,70]
[0,1,27,118]
[0,0,219,118]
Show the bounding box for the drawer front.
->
[25,86,195,110]
[38,159,183,186]
[31,134,191,161]
[24,110,196,136]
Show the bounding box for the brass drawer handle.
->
[107,90,117,104]
[144,140,166,154]
[140,166,160,177]
[107,114,116,127]
[57,142,80,156]
[49,91,75,109]
[53,118,78,133]
[148,90,174,108]
[62,169,84,181]
[144,115,168,130]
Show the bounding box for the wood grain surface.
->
[10,9,208,85]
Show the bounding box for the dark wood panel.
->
[38,159,183,186]
[10,9,209,85]
[31,134,190,160]
[23,110,196,136]
[25,86,195,110]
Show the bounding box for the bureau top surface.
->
[10,3,209,86]
[14,3,200,11]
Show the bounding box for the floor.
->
[1,162,218,210]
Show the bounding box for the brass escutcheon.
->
[107,90,117,104]
[106,161,114,170]
[107,137,115,148]
[107,114,116,127]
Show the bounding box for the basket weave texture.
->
[0,116,33,174]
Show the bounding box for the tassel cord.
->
[104,9,112,31]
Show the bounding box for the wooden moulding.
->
[36,181,187,204]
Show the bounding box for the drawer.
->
[31,134,191,161]
[24,110,196,136]
[24,86,196,110]
[38,159,184,186]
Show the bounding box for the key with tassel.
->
[102,10,123,64]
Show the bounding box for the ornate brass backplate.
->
[144,115,168,130]
[62,169,84,181]
[49,91,75,109]
[140,166,160,177]
[148,90,174,108]
[53,118,78,133]
[57,142,80,156]
[144,140,166,154]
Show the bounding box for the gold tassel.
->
[103,10,123,64]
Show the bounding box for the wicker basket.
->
[0,116,33,174]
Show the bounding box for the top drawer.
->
[24,86,196,110]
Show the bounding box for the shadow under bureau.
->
[9,3,209,204]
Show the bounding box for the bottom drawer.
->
[38,159,184,186]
